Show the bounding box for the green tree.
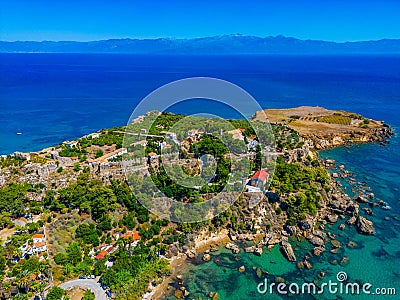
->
[82,289,95,300]
[93,258,107,276]
[0,211,12,229]
[75,224,100,246]
[95,150,104,158]
[46,287,65,300]
[73,163,81,172]
[66,242,82,266]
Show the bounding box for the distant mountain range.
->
[1,35,400,54]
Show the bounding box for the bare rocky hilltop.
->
[254,106,393,149]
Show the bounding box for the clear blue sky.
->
[0,0,399,42]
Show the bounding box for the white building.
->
[63,141,78,148]
[32,233,45,244]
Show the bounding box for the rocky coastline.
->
[157,118,394,299]
[0,107,394,300]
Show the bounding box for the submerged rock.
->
[304,260,312,269]
[327,232,336,239]
[313,246,325,256]
[363,207,373,215]
[356,216,375,235]
[331,240,341,248]
[330,248,339,254]
[347,241,357,248]
[256,267,263,278]
[340,256,350,266]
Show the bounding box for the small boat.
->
[382,205,392,210]
[16,132,22,135]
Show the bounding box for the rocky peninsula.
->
[0,107,394,300]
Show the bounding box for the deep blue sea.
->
[1,54,400,154]
[1,54,399,298]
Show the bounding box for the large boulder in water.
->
[313,246,325,256]
[347,216,357,225]
[356,216,375,235]
[326,214,339,223]
[280,239,296,262]
[202,254,211,262]
[225,242,240,254]
[307,234,325,247]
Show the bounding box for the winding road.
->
[59,279,107,300]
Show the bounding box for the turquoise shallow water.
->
[165,131,400,300]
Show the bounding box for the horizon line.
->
[1,34,400,44]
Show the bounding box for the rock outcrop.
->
[307,234,325,247]
[225,242,240,254]
[202,254,211,262]
[280,239,296,262]
[356,216,375,235]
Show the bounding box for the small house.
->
[63,141,78,148]
[32,234,45,244]
[249,170,269,189]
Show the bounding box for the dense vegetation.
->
[100,251,170,299]
[272,124,302,150]
[0,111,339,299]
[58,127,124,160]
[270,156,329,225]
[78,127,124,149]
[0,182,46,227]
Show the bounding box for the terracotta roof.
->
[91,148,127,162]
[32,234,44,239]
[252,170,269,181]
[34,242,45,248]
[104,246,114,253]
[95,250,108,260]
[122,231,141,241]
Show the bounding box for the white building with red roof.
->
[247,170,270,192]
